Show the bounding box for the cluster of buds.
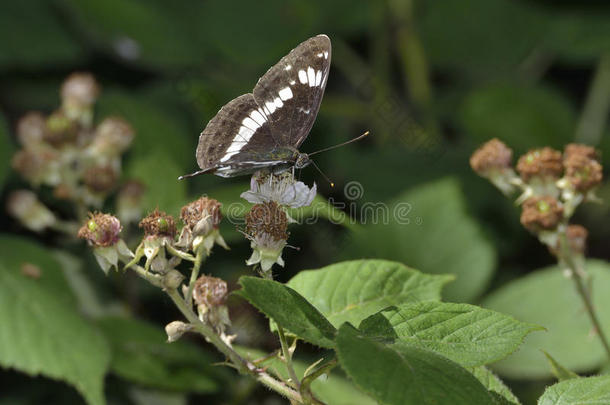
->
[240,169,316,276]
[471,139,603,259]
[9,73,142,233]
[78,198,233,341]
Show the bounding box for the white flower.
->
[240,170,316,208]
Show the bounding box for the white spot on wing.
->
[220,152,237,162]
[324,51,329,59]
[265,101,277,114]
[285,65,292,71]
[315,70,322,86]
[289,80,296,85]
[250,110,266,126]
[278,87,293,101]
[298,70,308,84]
[307,66,316,87]
[273,97,283,109]
[317,52,323,57]
[242,117,260,131]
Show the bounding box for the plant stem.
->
[278,325,300,388]
[575,53,610,145]
[391,0,440,141]
[185,246,206,304]
[559,232,610,360]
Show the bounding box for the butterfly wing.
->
[195,94,290,177]
[253,34,331,148]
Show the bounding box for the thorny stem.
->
[124,260,308,403]
[558,231,610,361]
[278,325,300,388]
[185,245,206,304]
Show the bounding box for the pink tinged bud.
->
[6,190,57,232]
[177,197,228,254]
[16,112,47,148]
[61,72,100,127]
[91,117,135,155]
[78,212,122,247]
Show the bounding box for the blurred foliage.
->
[1,0,610,404]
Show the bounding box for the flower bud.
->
[245,201,289,273]
[165,321,192,343]
[178,197,228,254]
[516,147,563,182]
[193,275,228,308]
[163,270,185,290]
[83,165,118,194]
[563,148,603,193]
[564,144,599,162]
[139,209,176,238]
[78,212,122,247]
[90,117,134,156]
[520,196,563,233]
[6,190,57,232]
[470,139,516,195]
[61,72,99,126]
[44,110,78,147]
[11,148,61,186]
[16,112,47,148]
[193,275,230,333]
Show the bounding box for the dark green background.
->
[1,0,610,404]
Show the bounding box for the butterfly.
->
[181,34,332,179]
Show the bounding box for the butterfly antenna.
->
[310,159,334,188]
[178,169,208,180]
[308,131,370,157]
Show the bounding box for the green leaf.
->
[287,259,452,328]
[96,317,219,393]
[538,375,610,405]
[0,235,76,306]
[483,260,610,378]
[459,83,576,153]
[469,366,521,405]
[235,276,336,348]
[344,177,496,302]
[359,301,543,367]
[542,351,579,381]
[0,0,83,69]
[237,346,376,405]
[335,324,498,405]
[0,253,110,405]
[0,112,12,189]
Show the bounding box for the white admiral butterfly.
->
[181,34,333,179]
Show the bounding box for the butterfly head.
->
[294,152,311,169]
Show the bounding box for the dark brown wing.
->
[252,34,331,148]
[195,94,287,177]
